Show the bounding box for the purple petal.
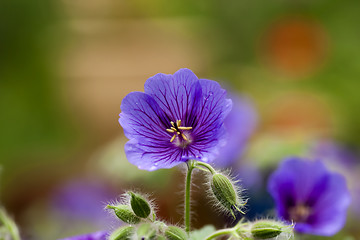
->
[268,158,328,205]
[144,68,202,124]
[307,173,351,235]
[58,231,108,240]
[124,138,184,171]
[119,92,169,141]
[120,92,185,170]
[185,79,232,163]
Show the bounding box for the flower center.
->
[166,120,192,143]
[289,204,311,222]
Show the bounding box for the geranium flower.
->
[119,68,232,171]
[267,157,351,236]
[59,231,107,240]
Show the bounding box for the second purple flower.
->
[119,68,232,171]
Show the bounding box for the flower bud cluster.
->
[107,192,189,239]
[107,191,153,224]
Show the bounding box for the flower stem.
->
[205,228,236,240]
[195,161,216,174]
[185,161,195,233]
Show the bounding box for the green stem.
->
[205,228,236,240]
[185,161,195,233]
[0,208,20,240]
[195,161,216,174]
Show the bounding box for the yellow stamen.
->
[178,126,192,130]
[167,119,192,143]
[181,133,188,141]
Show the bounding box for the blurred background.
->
[1,0,360,239]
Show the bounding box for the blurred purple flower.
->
[58,231,107,240]
[214,94,257,167]
[268,157,351,236]
[52,179,115,227]
[308,140,360,217]
[119,68,232,171]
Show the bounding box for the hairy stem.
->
[195,161,216,174]
[185,161,195,233]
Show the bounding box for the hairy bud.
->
[210,173,244,217]
[108,226,135,240]
[107,204,140,224]
[251,220,293,239]
[128,191,151,218]
[164,226,187,240]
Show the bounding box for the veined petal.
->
[188,79,232,162]
[119,92,169,142]
[125,138,185,171]
[144,68,202,124]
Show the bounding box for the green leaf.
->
[189,225,216,240]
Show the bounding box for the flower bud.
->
[128,191,151,218]
[211,173,243,217]
[251,220,291,239]
[164,226,187,240]
[107,204,141,224]
[108,226,135,240]
[137,223,157,239]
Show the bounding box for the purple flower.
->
[119,68,232,171]
[58,231,107,240]
[214,94,257,167]
[51,179,116,228]
[268,157,351,236]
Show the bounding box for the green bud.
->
[211,173,243,217]
[107,204,141,224]
[109,226,135,240]
[250,220,283,239]
[129,191,151,218]
[137,223,157,240]
[164,226,187,240]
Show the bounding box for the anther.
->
[181,133,188,141]
[166,120,192,143]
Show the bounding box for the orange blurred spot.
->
[266,92,334,136]
[261,17,328,78]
